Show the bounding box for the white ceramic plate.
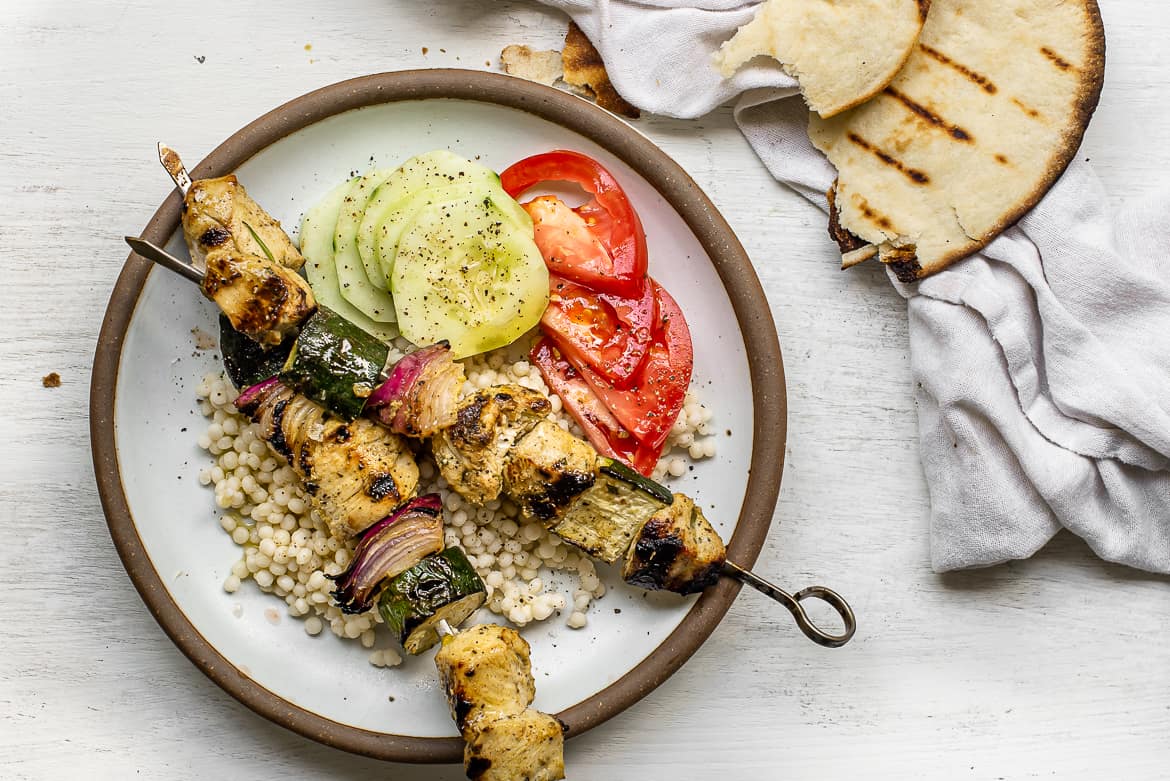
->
[92,70,786,762]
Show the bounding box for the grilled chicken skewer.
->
[153,145,317,346]
[126,235,855,647]
[160,143,305,271]
[233,378,419,539]
[134,151,855,648]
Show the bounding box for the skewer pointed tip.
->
[157,142,193,196]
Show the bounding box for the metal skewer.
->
[123,236,858,648]
[122,234,858,648]
[722,562,855,648]
[158,142,192,195]
[125,236,204,284]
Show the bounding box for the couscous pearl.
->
[304,617,323,636]
[567,611,587,629]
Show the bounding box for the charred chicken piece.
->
[622,493,726,595]
[503,419,598,524]
[435,623,535,732]
[462,709,565,781]
[182,174,305,271]
[432,385,551,505]
[202,248,316,346]
[435,624,565,781]
[235,379,419,538]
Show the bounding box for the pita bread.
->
[811,0,1105,281]
[715,0,929,118]
[501,45,563,87]
[562,22,640,118]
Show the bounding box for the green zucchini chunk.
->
[548,466,672,564]
[378,547,487,655]
[218,314,293,390]
[598,458,675,505]
[279,305,390,421]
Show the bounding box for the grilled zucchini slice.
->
[378,547,487,654]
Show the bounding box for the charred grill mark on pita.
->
[918,43,998,94]
[855,195,896,231]
[845,133,931,185]
[1040,46,1074,71]
[1010,97,1043,120]
[884,87,973,142]
[917,0,931,20]
[994,154,1010,165]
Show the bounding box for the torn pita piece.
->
[716,0,928,119]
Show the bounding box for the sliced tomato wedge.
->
[530,338,660,475]
[540,275,656,389]
[578,281,692,455]
[531,282,693,476]
[501,150,648,298]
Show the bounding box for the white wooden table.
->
[3,1,1168,778]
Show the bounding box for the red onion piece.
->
[328,494,445,613]
[365,342,465,438]
[233,376,281,413]
[355,492,442,541]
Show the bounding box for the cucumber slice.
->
[334,169,398,319]
[378,547,487,655]
[279,306,390,421]
[370,183,533,285]
[356,150,502,285]
[300,179,399,342]
[391,194,549,359]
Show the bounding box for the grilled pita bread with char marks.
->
[811,0,1105,281]
[716,0,930,119]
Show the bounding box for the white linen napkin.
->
[536,0,1170,573]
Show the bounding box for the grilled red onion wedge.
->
[366,342,466,437]
[329,494,445,614]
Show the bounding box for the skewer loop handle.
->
[722,561,856,648]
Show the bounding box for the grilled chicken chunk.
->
[236,380,419,538]
[435,624,535,733]
[462,709,565,781]
[503,419,598,524]
[435,624,565,781]
[622,493,726,595]
[203,248,315,346]
[432,385,551,505]
[182,174,304,271]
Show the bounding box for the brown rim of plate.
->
[89,69,787,764]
